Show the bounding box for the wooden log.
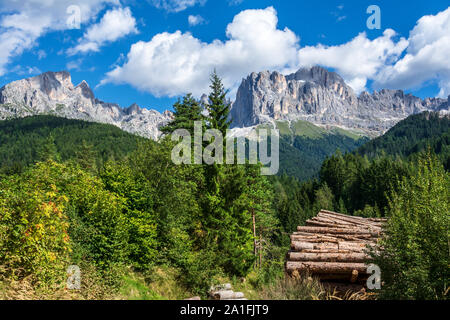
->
[318,211,384,230]
[212,291,244,300]
[296,226,380,237]
[310,216,356,226]
[316,216,382,232]
[306,220,365,229]
[291,241,372,252]
[320,210,368,221]
[286,261,368,274]
[288,252,367,262]
[292,232,376,241]
[318,211,378,225]
[210,283,232,292]
[295,249,354,254]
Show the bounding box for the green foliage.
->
[100,160,158,269]
[28,161,129,271]
[278,133,368,181]
[205,70,231,136]
[0,115,143,173]
[370,152,450,300]
[258,275,326,300]
[319,152,411,215]
[161,93,204,136]
[358,111,450,168]
[0,170,70,286]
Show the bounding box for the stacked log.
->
[286,210,386,283]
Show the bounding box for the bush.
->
[0,173,71,286]
[370,153,450,300]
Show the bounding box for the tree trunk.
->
[213,290,245,300]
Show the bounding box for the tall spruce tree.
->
[161,93,204,136]
[205,71,231,136]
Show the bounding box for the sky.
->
[0,0,449,112]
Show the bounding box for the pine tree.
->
[75,140,97,171]
[37,134,60,162]
[161,93,204,136]
[205,71,231,136]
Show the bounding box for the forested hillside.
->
[0,116,145,173]
[358,112,450,168]
[275,120,369,180]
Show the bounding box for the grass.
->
[273,120,367,141]
[330,127,365,140]
[290,120,326,139]
[274,121,292,136]
[1,265,372,300]
[120,272,164,300]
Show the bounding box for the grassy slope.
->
[274,120,369,181]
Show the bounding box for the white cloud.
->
[101,6,450,98]
[37,49,47,60]
[101,7,299,97]
[68,7,138,54]
[11,65,42,76]
[188,15,205,26]
[66,59,82,71]
[150,0,206,13]
[297,29,409,93]
[0,0,118,76]
[374,7,450,97]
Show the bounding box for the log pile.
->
[286,210,386,283]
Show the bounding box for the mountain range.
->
[0,71,172,140]
[0,67,449,139]
[231,66,449,136]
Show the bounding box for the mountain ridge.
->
[230,66,449,136]
[0,71,173,140]
[1,67,449,139]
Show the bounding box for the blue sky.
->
[0,0,449,112]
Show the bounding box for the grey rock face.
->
[0,71,173,140]
[231,66,449,135]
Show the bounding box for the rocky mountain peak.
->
[125,103,141,115]
[75,80,95,101]
[286,66,346,88]
[231,66,448,135]
[0,71,172,140]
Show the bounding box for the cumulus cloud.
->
[68,7,138,55]
[374,7,450,97]
[150,0,206,13]
[101,7,299,97]
[188,15,205,26]
[103,6,449,98]
[297,29,409,93]
[0,0,118,75]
